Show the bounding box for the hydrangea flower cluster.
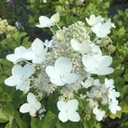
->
[4,13,121,123]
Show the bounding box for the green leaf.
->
[124,73,128,81]
[5,120,18,128]
[14,110,28,128]
[0,87,3,92]
[120,100,128,113]
[48,97,58,114]
[0,91,12,102]
[0,59,12,66]
[4,103,14,118]
[109,110,122,119]
[39,110,58,128]
[31,118,41,128]
[120,85,128,98]
[21,37,31,48]
[55,121,63,128]
[12,32,27,45]
[0,108,9,123]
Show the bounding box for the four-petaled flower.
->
[57,99,80,122]
[85,14,103,26]
[20,93,41,117]
[93,107,106,121]
[82,54,114,75]
[108,99,121,114]
[36,13,60,28]
[23,38,47,64]
[6,46,27,64]
[4,64,34,90]
[45,57,79,86]
[91,21,112,38]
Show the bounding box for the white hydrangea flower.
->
[4,64,34,90]
[23,38,47,64]
[108,99,121,114]
[36,13,60,28]
[91,21,112,38]
[93,107,106,121]
[85,14,104,26]
[6,46,27,64]
[82,54,114,75]
[70,39,91,55]
[57,99,80,122]
[108,89,120,100]
[81,77,94,88]
[20,93,41,117]
[45,57,79,86]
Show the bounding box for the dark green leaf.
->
[39,110,58,128]
[0,108,9,123]
[31,118,41,128]
[4,103,14,118]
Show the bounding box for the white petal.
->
[50,78,65,86]
[31,38,44,56]
[67,99,79,111]
[58,111,68,122]
[55,57,72,75]
[36,16,54,28]
[32,53,45,64]
[12,65,24,76]
[99,56,112,68]
[50,13,60,23]
[34,101,41,110]
[70,39,79,51]
[23,64,34,78]
[19,103,30,113]
[45,66,65,85]
[57,100,67,111]
[22,50,35,60]
[16,80,25,90]
[4,76,21,86]
[68,111,80,122]
[81,77,94,88]
[15,46,27,55]
[6,54,21,64]
[45,66,60,80]
[29,107,36,117]
[91,22,102,37]
[82,55,98,71]
[27,93,36,105]
[97,68,114,75]
[19,80,30,93]
[62,73,79,84]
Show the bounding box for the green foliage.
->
[0,0,128,128]
[0,30,31,128]
[0,0,27,28]
[27,0,112,27]
[39,110,58,128]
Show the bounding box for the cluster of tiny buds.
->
[63,21,89,43]
[59,89,74,101]
[87,84,110,106]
